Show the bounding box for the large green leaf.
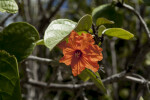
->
[96,18,114,26]
[0,0,18,13]
[0,50,22,100]
[103,28,134,40]
[83,69,107,94]
[74,14,92,32]
[0,22,39,62]
[92,4,123,27]
[44,19,77,51]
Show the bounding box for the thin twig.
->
[125,76,150,85]
[46,0,55,11]
[110,38,118,100]
[49,0,66,19]
[119,3,150,39]
[102,71,127,84]
[0,14,13,26]
[27,55,53,63]
[38,0,66,34]
[92,23,99,44]
[38,0,44,13]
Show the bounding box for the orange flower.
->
[59,31,103,76]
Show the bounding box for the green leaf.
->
[0,0,18,13]
[84,69,107,94]
[139,96,144,100]
[0,50,22,100]
[98,25,106,37]
[77,31,89,35]
[75,14,92,32]
[36,39,44,45]
[92,4,123,27]
[79,69,90,82]
[96,18,114,26]
[103,28,134,40]
[44,19,77,51]
[0,22,40,62]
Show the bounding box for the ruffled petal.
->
[58,41,67,49]
[59,55,72,65]
[63,47,74,55]
[59,47,75,65]
[82,56,99,72]
[68,31,81,47]
[71,58,86,76]
[80,33,95,44]
[83,44,103,62]
[58,31,80,50]
[77,33,95,50]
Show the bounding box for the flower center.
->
[74,50,82,58]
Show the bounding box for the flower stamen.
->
[74,50,82,58]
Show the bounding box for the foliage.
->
[103,28,134,40]
[92,4,123,27]
[0,50,21,100]
[74,14,92,32]
[44,19,76,51]
[0,0,18,13]
[0,22,39,62]
[0,0,150,100]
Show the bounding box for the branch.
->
[38,0,44,13]
[49,0,66,19]
[0,14,13,26]
[125,76,150,85]
[27,79,94,91]
[38,0,66,34]
[102,71,127,84]
[110,38,118,100]
[118,3,150,39]
[46,0,55,11]
[25,72,150,91]
[25,71,127,90]
[27,55,53,63]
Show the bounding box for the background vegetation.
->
[0,0,150,100]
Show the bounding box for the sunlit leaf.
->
[79,69,90,82]
[0,0,18,13]
[36,39,44,45]
[44,19,77,51]
[98,25,106,37]
[75,14,92,32]
[103,28,134,40]
[0,22,40,62]
[0,50,22,100]
[96,18,114,26]
[84,68,107,94]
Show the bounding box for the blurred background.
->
[0,0,150,100]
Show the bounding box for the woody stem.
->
[92,23,99,44]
